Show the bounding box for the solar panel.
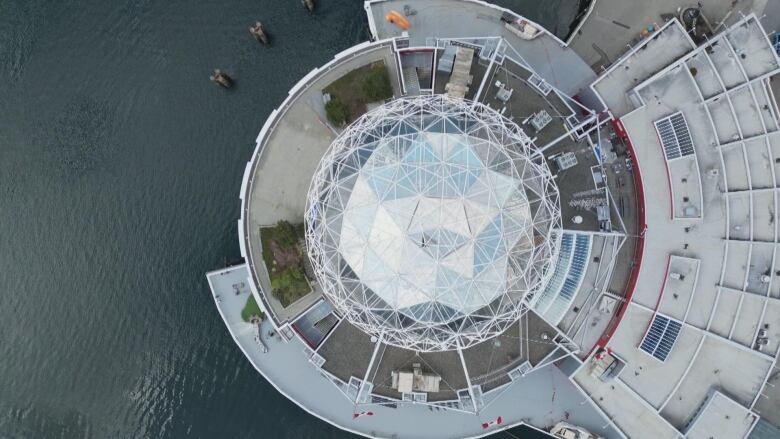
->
[654,112,695,161]
[671,113,695,156]
[639,314,682,362]
[529,233,573,311]
[533,233,591,325]
[655,118,681,160]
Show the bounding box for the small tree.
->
[271,266,308,306]
[362,67,392,102]
[275,220,298,247]
[325,97,349,126]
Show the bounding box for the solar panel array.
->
[530,233,573,311]
[531,232,592,325]
[640,313,682,362]
[655,112,695,160]
[546,234,591,323]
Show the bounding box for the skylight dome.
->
[306,95,561,351]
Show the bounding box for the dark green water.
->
[0,1,579,437]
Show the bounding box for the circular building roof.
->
[306,95,561,351]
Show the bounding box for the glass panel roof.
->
[306,95,561,351]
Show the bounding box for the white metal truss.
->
[305,95,561,351]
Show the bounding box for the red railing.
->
[593,118,647,351]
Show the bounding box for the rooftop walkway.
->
[207,265,621,439]
[239,41,402,326]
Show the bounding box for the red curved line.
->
[592,118,647,352]
[652,125,675,220]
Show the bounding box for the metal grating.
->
[555,152,578,170]
[654,112,695,161]
[508,361,532,381]
[528,73,552,96]
[639,314,682,362]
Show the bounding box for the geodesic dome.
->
[305,95,561,351]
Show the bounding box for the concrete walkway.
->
[240,41,402,325]
[207,265,621,439]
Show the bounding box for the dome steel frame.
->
[305,95,561,352]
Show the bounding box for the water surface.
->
[0,0,579,437]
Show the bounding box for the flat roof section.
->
[708,37,746,89]
[753,353,780,431]
[558,234,628,357]
[666,155,703,219]
[743,137,776,190]
[757,300,780,357]
[684,391,757,439]
[721,12,779,81]
[722,145,751,191]
[368,344,466,402]
[687,51,724,99]
[480,59,574,150]
[656,256,700,322]
[608,304,703,409]
[318,320,376,384]
[525,310,563,366]
[590,21,694,116]
[544,140,606,233]
[708,97,741,144]
[726,194,751,241]
[659,336,771,429]
[731,87,765,138]
[574,358,680,439]
[709,287,743,339]
[461,321,524,392]
[619,69,726,321]
[567,0,761,71]
[731,294,766,348]
[743,239,775,292]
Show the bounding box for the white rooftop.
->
[684,391,757,439]
[583,13,780,439]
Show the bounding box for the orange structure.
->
[385,11,410,30]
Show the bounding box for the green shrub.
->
[362,67,392,102]
[241,294,265,322]
[274,220,299,247]
[271,266,310,307]
[325,97,349,126]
